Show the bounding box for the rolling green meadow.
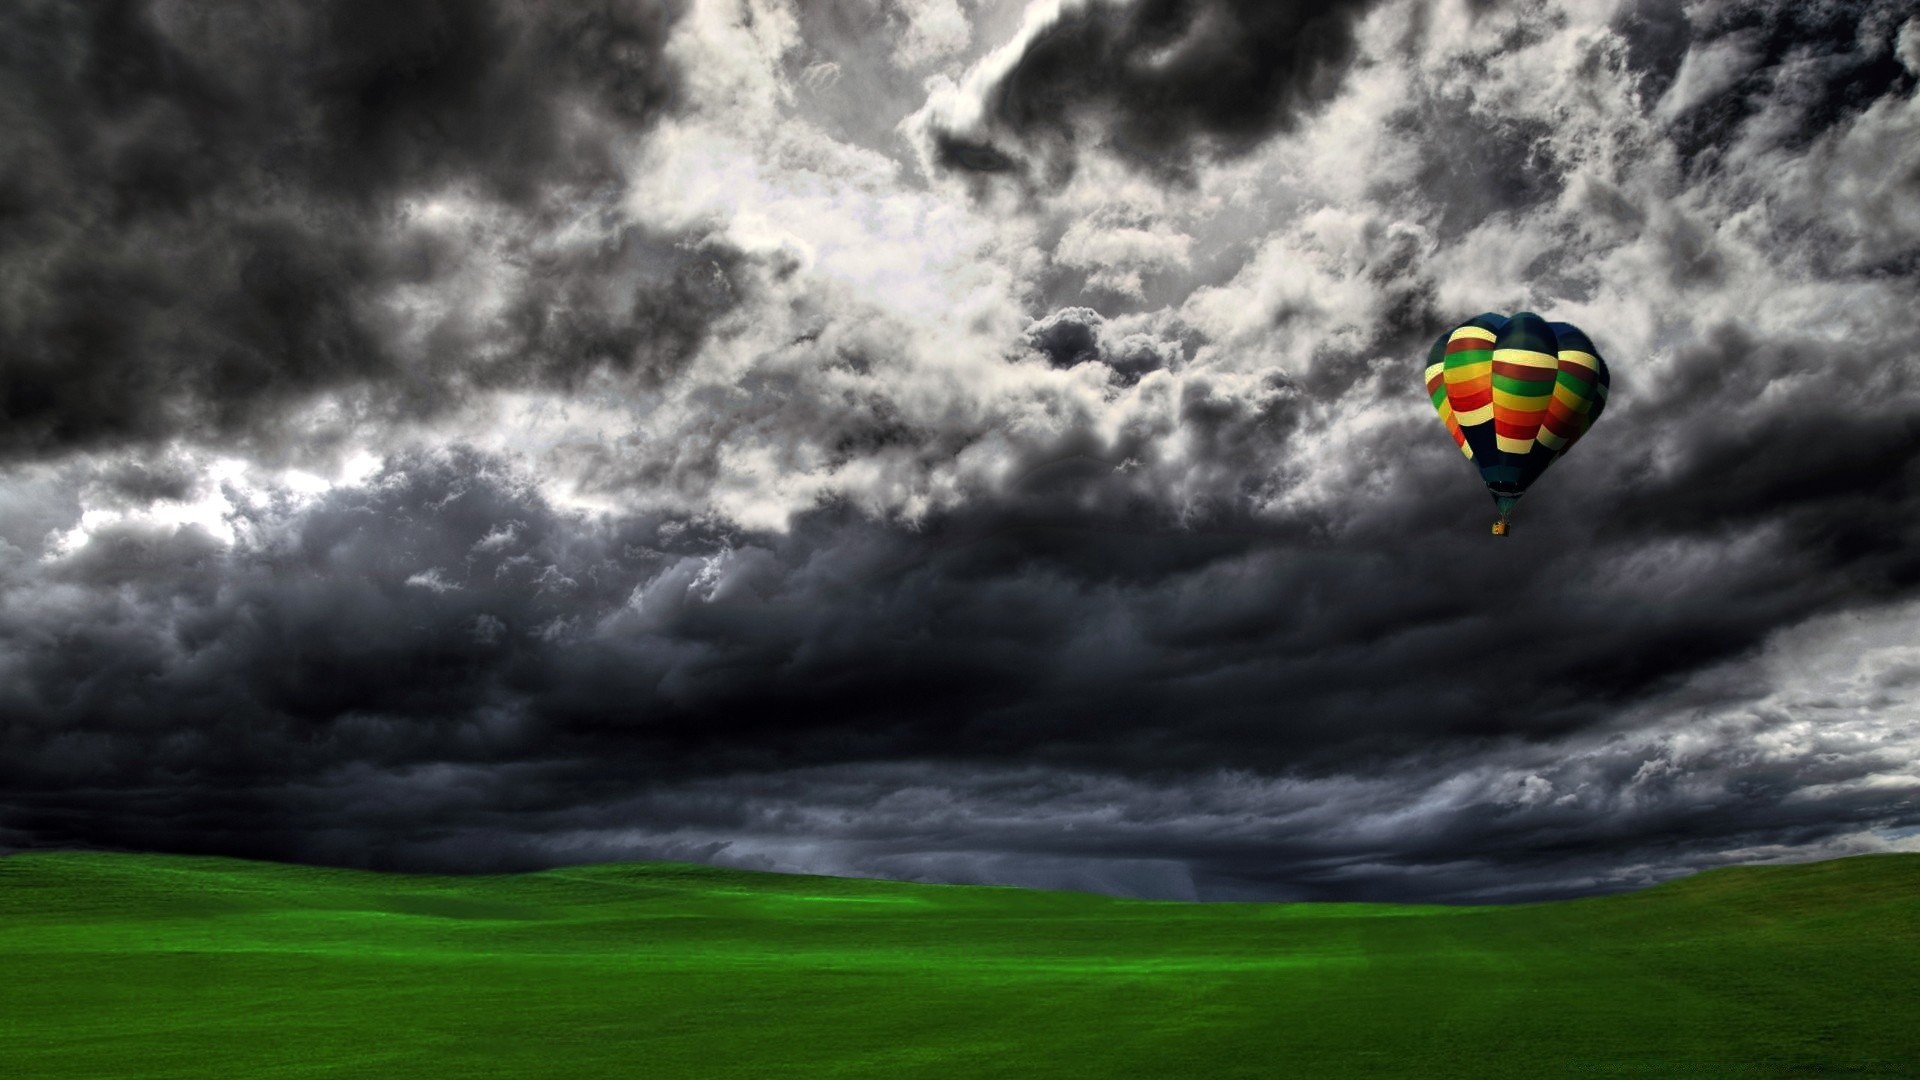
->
[3,851,1918,1078]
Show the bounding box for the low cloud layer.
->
[2,0,1917,901]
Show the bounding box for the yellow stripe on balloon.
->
[1557,350,1599,372]
[1455,404,1494,425]
[1536,427,1568,451]
[1496,434,1534,454]
[1551,382,1593,410]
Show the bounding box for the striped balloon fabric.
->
[1422,312,1610,533]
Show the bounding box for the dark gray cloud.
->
[1387,95,1563,241]
[4,394,1918,897]
[0,0,699,460]
[1023,306,1180,381]
[926,0,1384,182]
[1625,0,1918,166]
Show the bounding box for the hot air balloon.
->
[1423,312,1610,535]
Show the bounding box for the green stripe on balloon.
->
[1492,374,1554,395]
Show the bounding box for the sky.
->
[1,0,1917,903]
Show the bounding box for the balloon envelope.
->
[1422,312,1610,521]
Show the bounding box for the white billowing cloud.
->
[405,568,460,593]
[407,0,1914,539]
[17,0,1910,546]
[1656,31,1761,121]
[901,0,1072,173]
[1184,207,1433,371]
[1784,65,1920,265]
[1055,212,1195,299]
[893,0,974,69]
[40,450,385,556]
[667,0,801,124]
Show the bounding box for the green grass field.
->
[3,852,1917,1078]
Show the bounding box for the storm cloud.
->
[917,0,1386,182]
[2,0,1918,901]
[0,0,703,459]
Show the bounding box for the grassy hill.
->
[3,851,1917,1078]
